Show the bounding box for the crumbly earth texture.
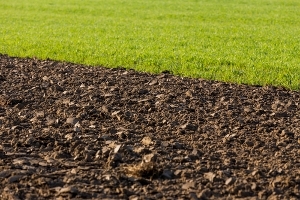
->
[0,54,299,200]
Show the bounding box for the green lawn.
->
[1,0,299,90]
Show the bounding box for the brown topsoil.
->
[0,54,299,200]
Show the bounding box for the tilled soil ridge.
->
[0,54,299,199]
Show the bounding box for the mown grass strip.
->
[0,0,299,89]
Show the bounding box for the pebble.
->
[59,186,78,194]
[66,117,80,125]
[143,153,157,163]
[182,181,195,190]
[225,177,236,185]
[180,123,198,131]
[141,136,152,146]
[204,172,216,182]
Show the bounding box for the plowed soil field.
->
[0,54,299,200]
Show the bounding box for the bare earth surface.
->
[0,54,300,200]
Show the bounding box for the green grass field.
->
[1,0,299,90]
